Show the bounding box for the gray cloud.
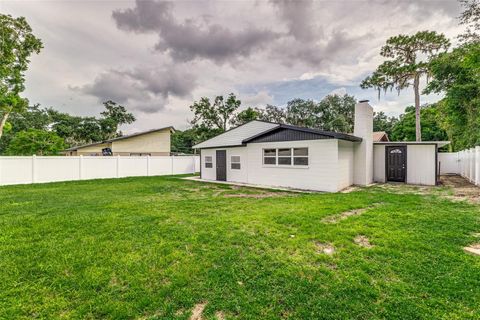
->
[76,65,196,113]
[112,0,279,63]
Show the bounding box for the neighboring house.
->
[64,127,174,156]
[193,101,449,192]
[373,131,389,142]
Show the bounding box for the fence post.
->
[116,155,120,178]
[192,156,195,174]
[171,156,174,175]
[32,155,37,183]
[79,155,83,180]
[146,155,150,176]
[476,146,480,186]
[471,148,475,182]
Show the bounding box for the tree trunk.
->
[413,74,421,141]
[0,111,11,140]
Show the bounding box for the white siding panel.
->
[337,141,354,190]
[407,145,436,185]
[373,145,385,182]
[246,140,339,192]
[200,149,216,181]
[226,147,248,183]
[438,153,459,174]
[193,121,277,149]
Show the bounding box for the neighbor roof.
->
[373,131,389,142]
[65,126,175,151]
[192,120,362,149]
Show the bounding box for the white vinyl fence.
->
[0,155,200,186]
[438,146,480,185]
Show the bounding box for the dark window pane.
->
[294,157,308,166]
[278,157,292,165]
[264,157,276,165]
[205,162,213,168]
[278,148,291,156]
[263,149,276,156]
[294,148,308,156]
[205,156,212,162]
[231,163,241,170]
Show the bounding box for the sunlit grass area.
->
[1,175,479,319]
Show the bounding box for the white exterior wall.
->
[200,149,216,181]
[337,141,355,190]
[200,140,348,192]
[373,144,386,183]
[438,152,459,174]
[406,145,436,185]
[226,147,249,183]
[246,140,339,192]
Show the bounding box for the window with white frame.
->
[263,149,276,165]
[263,147,308,166]
[205,156,213,168]
[231,156,241,169]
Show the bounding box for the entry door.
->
[386,146,406,182]
[216,150,227,181]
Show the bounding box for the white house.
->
[193,101,449,192]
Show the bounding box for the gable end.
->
[245,128,332,143]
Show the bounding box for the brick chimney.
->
[353,100,374,186]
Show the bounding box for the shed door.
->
[216,150,227,181]
[386,146,406,182]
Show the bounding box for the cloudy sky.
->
[2,0,465,132]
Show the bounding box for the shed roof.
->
[65,126,175,151]
[374,141,450,148]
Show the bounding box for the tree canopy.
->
[0,14,43,139]
[425,42,480,150]
[361,31,450,141]
[5,129,65,156]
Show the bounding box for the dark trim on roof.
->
[242,124,362,144]
[65,126,175,151]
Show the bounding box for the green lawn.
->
[1,176,479,319]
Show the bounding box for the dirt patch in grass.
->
[215,311,226,320]
[464,244,480,256]
[190,302,207,320]
[314,242,335,255]
[322,208,367,223]
[354,235,373,248]
[322,203,383,223]
[222,192,290,199]
[440,175,480,204]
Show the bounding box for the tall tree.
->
[259,104,286,124]
[425,42,480,150]
[190,93,241,132]
[230,107,262,126]
[459,0,480,43]
[99,100,136,140]
[0,14,43,139]
[360,31,450,141]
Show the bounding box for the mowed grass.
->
[1,176,480,320]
